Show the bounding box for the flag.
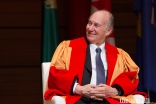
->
[134,0,156,101]
[91,0,115,46]
[42,0,59,62]
[151,0,156,26]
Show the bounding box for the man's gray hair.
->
[107,11,114,30]
[97,9,114,30]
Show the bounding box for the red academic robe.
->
[44,37,147,104]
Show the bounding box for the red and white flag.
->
[91,0,115,46]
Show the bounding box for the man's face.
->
[86,11,112,46]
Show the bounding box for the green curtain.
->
[42,0,59,62]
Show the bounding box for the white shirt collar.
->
[89,43,105,53]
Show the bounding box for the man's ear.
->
[106,28,113,37]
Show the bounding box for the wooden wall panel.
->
[0,0,42,104]
[1,95,42,104]
[0,29,41,66]
[0,14,41,27]
[57,0,68,41]
[115,27,137,60]
[0,67,42,104]
[0,0,42,27]
[112,0,134,12]
[114,13,137,27]
[112,0,137,60]
[0,1,42,13]
[0,67,42,95]
[57,0,68,27]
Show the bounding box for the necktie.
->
[96,47,105,85]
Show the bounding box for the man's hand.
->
[74,84,96,98]
[90,84,118,100]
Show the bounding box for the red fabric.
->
[69,37,88,85]
[105,43,118,85]
[111,72,139,95]
[44,38,88,102]
[48,66,78,94]
[44,89,65,100]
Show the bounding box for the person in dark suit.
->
[44,10,146,104]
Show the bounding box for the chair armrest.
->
[133,94,145,104]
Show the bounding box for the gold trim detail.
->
[45,0,57,9]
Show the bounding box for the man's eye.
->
[88,22,92,25]
[94,24,99,27]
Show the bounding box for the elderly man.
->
[44,10,146,104]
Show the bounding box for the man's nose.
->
[88,25,94,31]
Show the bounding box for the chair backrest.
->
[41,62,51,99]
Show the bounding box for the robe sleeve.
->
[44,40,78,100]
[111,48,139,95]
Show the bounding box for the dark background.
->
[0,0,137,103]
